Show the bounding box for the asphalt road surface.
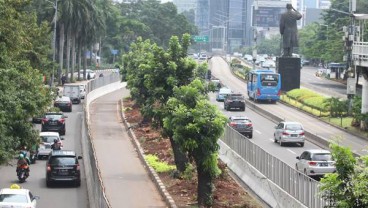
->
[0,103,89,208]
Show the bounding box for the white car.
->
[274,121,305,147]
[0,187,39,208]
[39,132,63,147]
[77,69,96,79]
[296,149,336,177]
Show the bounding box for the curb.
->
[119,100,177,208]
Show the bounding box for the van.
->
[63,85,81,104]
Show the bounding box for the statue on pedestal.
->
[279,3,302,57]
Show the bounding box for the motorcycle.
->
[17,165,29,183]
[30,151,37,164]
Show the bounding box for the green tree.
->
[320,141,368,207]
[0,0,53,163]
[164,79,227,207]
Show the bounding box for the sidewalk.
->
[88,88,167,208]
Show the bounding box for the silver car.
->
[274,121,305,147]
[296,149,336,177]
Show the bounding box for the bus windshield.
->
[260,74,278,86]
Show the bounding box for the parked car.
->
[274,121,305,147]
[0,187,39,208]
[228,116,253,138]
[46,150,82,187]
[224,93,246,111]
[54,96,72,112]
[41,112,67,136]
[296,149,336,177]
[216,87,232,102]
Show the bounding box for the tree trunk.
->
[78,43,82,80]
[83,47,88,79]
[66,26,71,82]
[71,35,76,81]
[196,162,214,207]
[169,136,188,173]
[58,23,65,85]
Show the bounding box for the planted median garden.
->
[281,88,368,137]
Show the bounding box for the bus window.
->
[260,74,278,86]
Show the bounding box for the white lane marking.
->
[255,130,261,134]
[269,138,274,142]
[287,149,297,155]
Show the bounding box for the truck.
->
[63,84,81,104]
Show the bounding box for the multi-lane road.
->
[0,102,89,207]
[209,56,368,169]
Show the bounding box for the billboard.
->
[252,6,285,28]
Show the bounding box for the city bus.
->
[247,69,281,103]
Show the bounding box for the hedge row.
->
[285,89,328,111]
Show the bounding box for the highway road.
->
[300,65,362,98]
[209,56,368,168]
[0,101,89,207]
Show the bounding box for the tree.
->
[319,141,368,207]
[164,79,228,207]
[0,0,53,163]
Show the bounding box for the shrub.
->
[304,96,328,111]
[144,154,176,173]
[286,89,319,101]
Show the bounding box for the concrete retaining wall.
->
[218,140,307,208]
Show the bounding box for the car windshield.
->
[50,157,76,165]
[41,136,59,143]
[0,194,28,203]
[312,153,333,161]
[285,124,302,130]
[45,114,63,120]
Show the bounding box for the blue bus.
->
[247,69,281,102]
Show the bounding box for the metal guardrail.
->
[82,72,120,208]
[221,126,329,208]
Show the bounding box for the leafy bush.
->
[144,154,176,173]
[286,89,319,101]
[303,96,328,111]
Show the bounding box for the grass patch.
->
[144,154,176,173]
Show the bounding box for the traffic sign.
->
[193,36,209,43]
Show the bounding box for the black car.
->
[41,112,67,135]
[54,96,72,112]
[228,116,253,138]
[46,150,82,187]
[224,93,246,111]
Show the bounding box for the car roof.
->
[55,96,71,101]
[0,188,29,195]
[281,121,302,125]
[219,88,232,93]
[228,93,243,96]
[39,132,60,137]
[306,149,331,154]
[229,116,250,120]
[45,112,63,115]
[50,150,76,157]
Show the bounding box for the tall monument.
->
[277,3,302,91]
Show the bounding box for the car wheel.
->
[75,180,81,187]
[300,142,304,147]
[279,139,284,146]
[46,180,52,187]
[304,169,308,176]
[273,134,277,143]
[248,133,253,139]
[295,164,299,171]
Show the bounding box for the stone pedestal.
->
[276,57,301,92]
